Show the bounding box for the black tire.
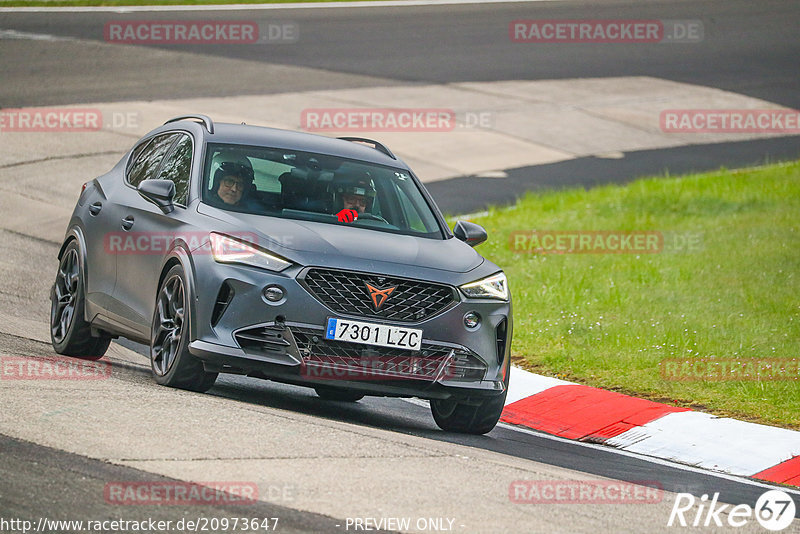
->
[314,386,365,402]
[430,371,509,434]
[50,240,111,360]
[150,264,217,393]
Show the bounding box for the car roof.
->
[151,119,409,169]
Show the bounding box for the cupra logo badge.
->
[365,282,396,310]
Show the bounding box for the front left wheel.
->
[150,264,217,393]
[50,240,111,359]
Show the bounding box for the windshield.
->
[202,143,445,239]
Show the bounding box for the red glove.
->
[337,209,358,223]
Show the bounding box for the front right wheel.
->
[430,371,509,434]
[150,264,217,393]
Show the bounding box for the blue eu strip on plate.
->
[325,318,337,339]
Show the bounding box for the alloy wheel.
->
[51,249,79,343]
[151,274,185,376]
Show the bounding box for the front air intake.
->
[210,282,234,327]
[495,318,508,364]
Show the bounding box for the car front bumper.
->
[187,257,512,401]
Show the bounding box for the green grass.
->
[0,0,364,6]
[458,161,800,429]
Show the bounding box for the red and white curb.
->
[503,366,800,487]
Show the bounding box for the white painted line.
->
[401,395,800,494]
[405,365,570,407]
[402,398,800,497]
[0,0,558,13]
[407,364,800,486]
[607,411,800,476]
[0,29,70,41]
[497,422,800,497]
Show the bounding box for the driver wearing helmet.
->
[331,172,376,223]
[208,154,255,208]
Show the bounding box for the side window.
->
[156,134,193,206]
[251,159,291,193]
[127,139,150,172]
[126,133,180,187]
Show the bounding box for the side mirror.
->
[138,179,176,213]
[453,220,488,247]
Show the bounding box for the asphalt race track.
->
[2,0,800,106]
[2,0,800,213]
[1,1,799,532]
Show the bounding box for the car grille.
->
[292,327,486,381]
[300,268,457,323]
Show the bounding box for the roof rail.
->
[337,137,396,160]
[164,114,214,134]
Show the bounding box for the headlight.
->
[460,272,509,300]
[209,232,291,272]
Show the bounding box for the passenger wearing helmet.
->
[331,172,376,223]
[208,154,255,208]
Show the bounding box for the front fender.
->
[57,224,90,318]
[161,241,200,342]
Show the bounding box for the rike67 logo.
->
[668,490,796,531]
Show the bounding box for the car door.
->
[111,132,195,337]
[82,171,128,313]
[84,134,176,333]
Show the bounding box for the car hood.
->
[199,205,484,274]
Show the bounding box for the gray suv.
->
[50,115,512,434]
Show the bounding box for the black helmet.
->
[211,152,254,191]
[331,171,376,199]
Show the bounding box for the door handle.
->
[88,202,102,216]
[121,216,135,231]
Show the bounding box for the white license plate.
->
[325,318,423,351]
